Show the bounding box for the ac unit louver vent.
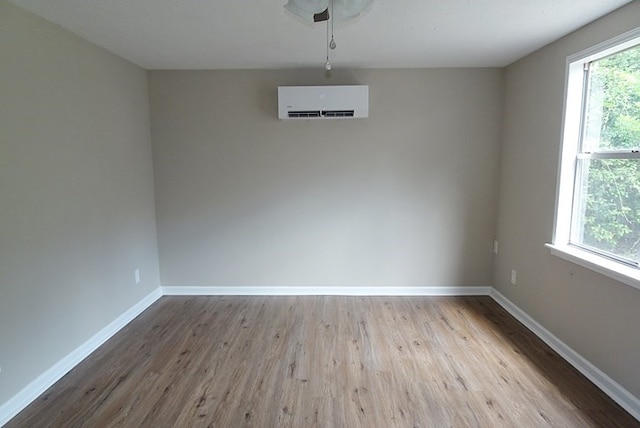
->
[288,110,355,118]
[288,111,322,118]
[323,110,354,117]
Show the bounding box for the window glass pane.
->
[583,45,640,152]
[572,158,640,263]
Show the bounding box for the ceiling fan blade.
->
[284,0,329,22]
[313,8,329,22]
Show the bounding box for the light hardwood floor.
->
[6,296,639,427]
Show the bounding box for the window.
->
[550,29,640,289]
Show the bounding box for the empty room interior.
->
[2,0,640,426]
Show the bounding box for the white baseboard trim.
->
[489,288,640,421]
[3,285,638,425]
[0,288,163,427]
[161,285,492,296]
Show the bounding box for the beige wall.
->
[495,2,640,398]
[0,1,160,405]
[149,69,504,288]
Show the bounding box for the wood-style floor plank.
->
[6,296,639,427]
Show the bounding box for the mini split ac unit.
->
[278,85,369,119]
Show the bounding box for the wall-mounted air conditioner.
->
[278,85,369,119]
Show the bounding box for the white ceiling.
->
[9,0,633,70]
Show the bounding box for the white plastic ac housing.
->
[278,85,369,119]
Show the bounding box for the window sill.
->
[546,243,640,291]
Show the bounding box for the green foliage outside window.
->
[578,46,640,263]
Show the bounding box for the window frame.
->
[548,27,640,290]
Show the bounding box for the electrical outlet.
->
[510,269,517,285]
[134,268,141,284]
[493,240,499,254]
